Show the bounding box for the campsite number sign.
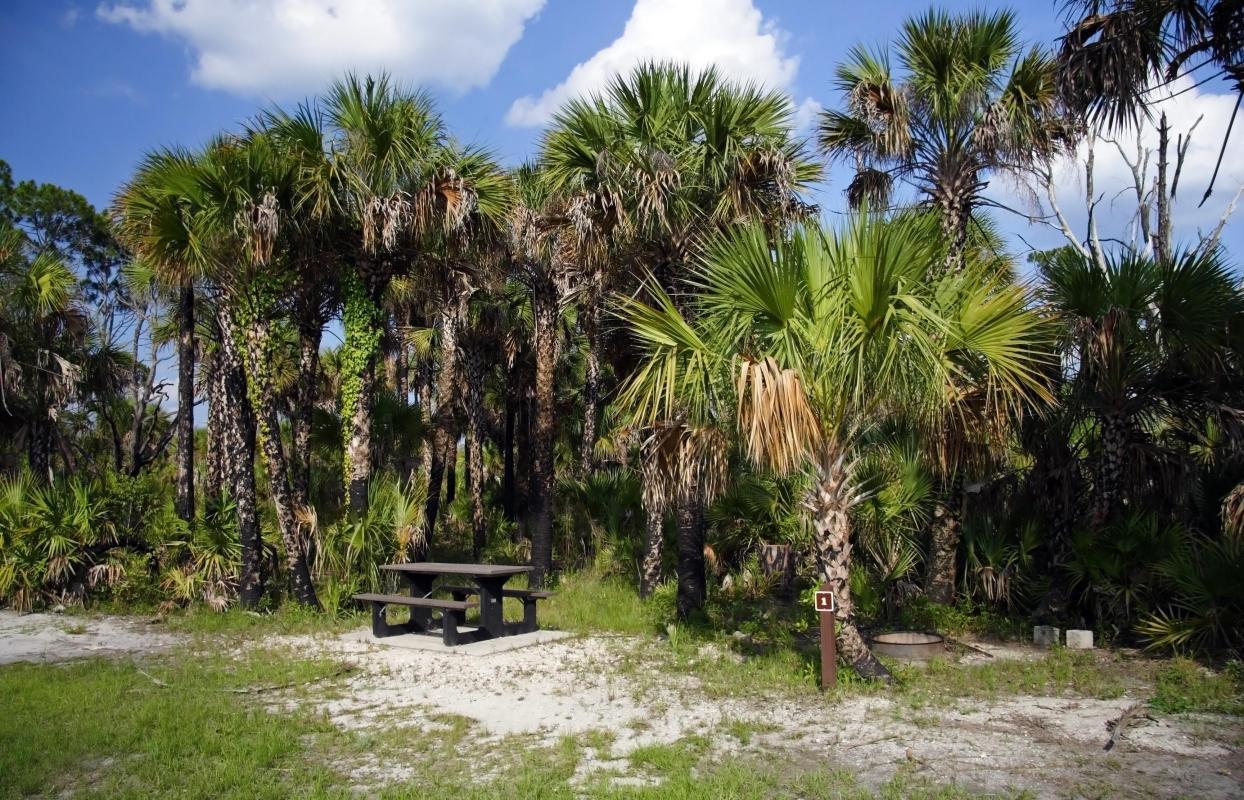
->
[814,590,836,613]
[814,586,837,690]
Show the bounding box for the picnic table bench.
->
[354,562,551,646]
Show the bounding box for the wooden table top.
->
[379,562,532,578]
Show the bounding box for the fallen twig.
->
[134,666,170,688]
[842,734,900,750]
[223,664,356,695]
[1104,702,1145,752]
[945,637,995,658]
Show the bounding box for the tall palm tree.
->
[543,61,819,610]
[618,214,1052,679]
[323,73,444,515]
[0,227,99,481]
[819,9,1063,272]
[410,146,513,551]
[189,133,320,607]
[821,13,1063,600]
[111,151,201,523]
[258,101,342,518]
[508,166,574,588]
[113,149,272,605]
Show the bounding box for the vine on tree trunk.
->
[340,271,382,485]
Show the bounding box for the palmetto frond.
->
[612,279,723,427]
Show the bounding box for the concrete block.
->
[1033,625,1060,647]
[1065,629,1094,650]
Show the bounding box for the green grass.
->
[162,604,365,638]
[542,571,657,635]
[0,648,349,799]
[1151,658,1244,715]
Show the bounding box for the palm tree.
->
[258,102,342,518]
[190,133,321,607]
[410,145,513,551]
[323,73,444,515]
[543,61,820,610]
[1037,246,1244,528]
[0,227,97,480]
[819,9,1063,272]
[508,166,575,588]
[113,149,272,605]
[111,152,201,522]
[618,213,1052,679]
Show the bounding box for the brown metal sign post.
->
[815,583,837,691]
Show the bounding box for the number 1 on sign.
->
[814,590,836,612]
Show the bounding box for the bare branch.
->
[1200,183,1244,255]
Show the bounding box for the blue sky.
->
[2,0,1240,260]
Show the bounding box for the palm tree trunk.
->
[345,360,375,516]
[217,308,263,608]
[579,274,603,474]
[415,360,434,488]
[924,473,964,605]
[640,503,665,597]
[809,449,892,682]
[444,438,458,508]
[934,181,975,274]
[502,389,517,522]
[291,321,321,512]
[516,389,533,531]
[394,319,409,405]
[27,417,52,482]
[1091,411,1128,526]
[675,468,706,618]
[423,296,466,548]
[529,288,558,587]
[342,274,382,517]
[639,464,667,597]
[464,343,487,558]
[231,306,319,608]
[204,351,225,517]
[175,279,195,525]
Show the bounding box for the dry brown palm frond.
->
[87,562,126,589]
[736,357,822,475]
[413,167,479,237]
[846,167,894,209]
[640,423,682,515]
[235,191,279,266]
[362,192,412,253]
[679,425,730,504]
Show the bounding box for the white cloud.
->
[506,0,798,127]
[97,0,546,98]
[792,97,821,135]
[1000,78,1244,251]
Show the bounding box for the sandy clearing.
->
[272,629,1244,798]
[0,611,182,665]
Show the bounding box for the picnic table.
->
[354,562,551,646]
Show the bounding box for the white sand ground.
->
[2,612,1240,797]
[271,629,1243,798]
[0,610,181,664]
